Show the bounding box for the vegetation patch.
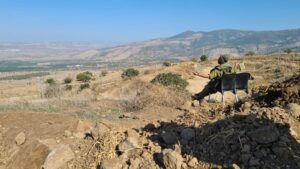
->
[80,83,90,90]
[77,72,93,82]
[121,68,139,79]
[151,73,188,90]
[64,77,72,84]
[0,72,50,80]
[45,78,56,85]
[163,61,171,67]
[200,55,208,61]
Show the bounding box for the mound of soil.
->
[252,74,299,107]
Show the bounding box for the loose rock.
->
[248,126,280,144]
[42,144,75,169]
[180,128,195,142]
[15,132,26,145]
[162,149,183,169]
[118,137,141,153]
[161,132,178,145]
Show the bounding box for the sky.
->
[0,0,300,43]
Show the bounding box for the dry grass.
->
[119,80,189,111]
[82,129,124,169]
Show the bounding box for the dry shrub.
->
[44,84,61,98]
[83,129,124,168]
[120,80,189,111]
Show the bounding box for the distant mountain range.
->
[92,28,300,62]
[1,29,300,62]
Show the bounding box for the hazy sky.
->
[1,0,300,43]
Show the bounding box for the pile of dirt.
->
[89,103,300,169]
[252,74,299,107]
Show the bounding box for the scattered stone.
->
[91,122,110,139]
[290,127,300,140]
[180,128,195,142]
[42,144,75,169]
[272,146,291,159]
[161,132,178,145]
[192,100,200,107]
[6,141,50,169]
[242,102,252,112]
[181,162,188,169]
[75,120,94,133]
[174,144,181,154]
[126,129,140,138]
[100,158,124,169]
[118,137,141,153]
[15,132,26,145]
[241,153,251,164]
[248,126,280,144]
[286,103,300,118]
[162,149,183,169]
[249,158,260,166]
[232,163,240,169]
[187,157,198,167]
[129,158,142,169]
[242,144,251,153]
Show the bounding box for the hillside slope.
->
[92,29,300,62]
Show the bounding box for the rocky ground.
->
[92,75,300,169]
[0,56,299,169]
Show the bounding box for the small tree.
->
[245,51,255,56]
[80,83,90,90]
[121,68,139,79]
[76,72,92,82]
[200,55,208,61]
[163,61,171,67]
[64,77,72,84]
[45,78,56,85]
[284,48,292,54]
[151,73,188,90]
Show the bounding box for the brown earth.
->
[0,54,299,169]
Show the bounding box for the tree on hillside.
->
[200,55,208,61]
[284,48,292,54]
[245,51,255,56]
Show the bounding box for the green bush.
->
[64,77,72,84]
[200,55,208,61]
[163,61,171,67]
[80,83,90,90]
[121,68,139,79]
[45,78,56,85]
[101,70,108,77]
[151,73,188,90]
[76,72,92,82]
[245,51,255,56]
